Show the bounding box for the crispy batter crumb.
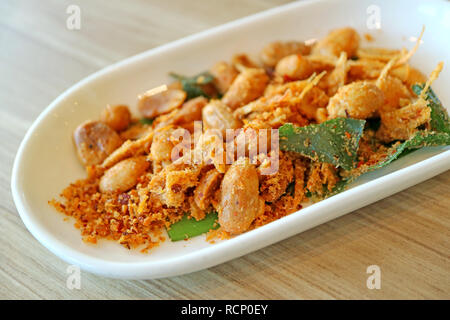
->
[50,27,446,251]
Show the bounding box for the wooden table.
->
[1,0,449,299]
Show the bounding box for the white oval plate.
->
[12,0,450,279]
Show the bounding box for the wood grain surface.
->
[0,0,449,299]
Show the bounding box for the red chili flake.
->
[345,131,351,139]
[283,74,294,82]
[357,160,364,168]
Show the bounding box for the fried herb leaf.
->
[359,131,449,172]
[139,118,154,125]
[279,118,366,170]
[412,84,450,134]
[167,212,219,241]
[328,131,450,197]
[169,72,214,100]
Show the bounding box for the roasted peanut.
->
[232,53,259,69]
[194,169,223,210]
[377,75,411,112]
[100,105,131,131]
[218,159,263,234]
[120,122,152,140]
[275,54,313,80]
[202,100,243,139]
[150,127,178,162]
[99,156,149,193]
[154,96,207,130]
[312,27,360,57]
[221,68,269,109]
[138,88,186,118]
[209,61,239,94]
[100,130,153,170]
[260,41,311,67]
[73,120,123,167]
[178,96,208,121]
[327,81,384,119]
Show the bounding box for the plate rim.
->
[11,0,450,279]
